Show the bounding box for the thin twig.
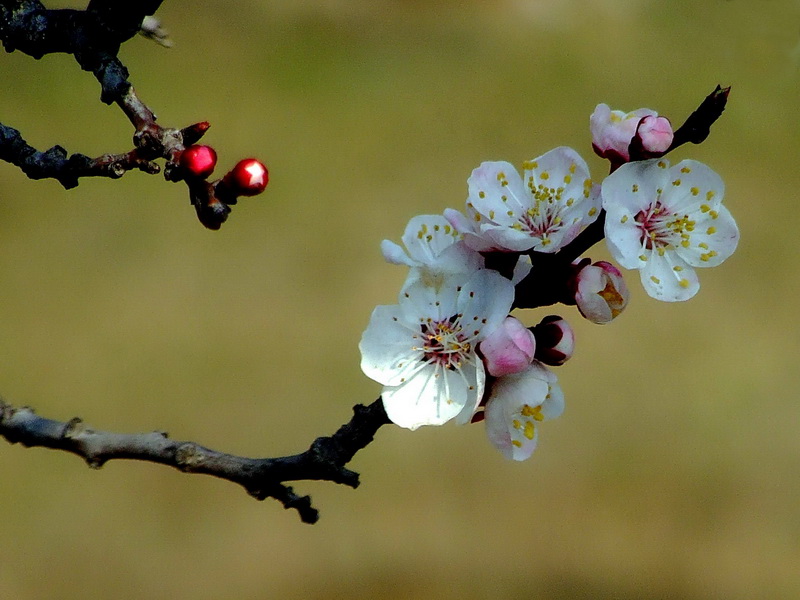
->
[0,1,259,229]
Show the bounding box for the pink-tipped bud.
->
[479,316,536,377]
[223,158,269,197]
[532,315,575,366]
[574,260,629,324]
[590,103,668,163]
[636,115,673,155]
[179,145,217,179]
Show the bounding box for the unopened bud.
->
[590,103,668,164]
[532,315,575,366]
[574,260,629,324]
[179,145,217,179]
[636,115,673,155]
[222,158,269,197]
[479,316,536,377]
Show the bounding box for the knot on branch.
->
[174,442,206,471]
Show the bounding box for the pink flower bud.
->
[574,261,629,324]
[636,115,673,154]
[590,103,668,163]
[479,316,536,377]
[532,315,575,366]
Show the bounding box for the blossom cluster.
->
[359,96,739,461]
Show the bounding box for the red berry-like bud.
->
[179,145,218,179]
[223,158,269,196]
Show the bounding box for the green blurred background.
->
[1,1,798,598]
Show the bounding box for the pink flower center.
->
[419,317,471,370]
[635,200,695,250]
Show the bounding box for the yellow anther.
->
[707,226,717,234]
[540,171,550,180]
[564,174,572,184]
[706,190,716,201]
[690,187,699,196]
[672,179,681,186]
[657,160,667,169]
[478,191,485,199]
[524,421,535,440]
[588,207,597,217]
[621,215,629,223]
[632,184,639,193]
[650,275,661,284]
[681,166,692,173]
[521,404,544,421]
[679,279,690,288]
[639,254,647,262]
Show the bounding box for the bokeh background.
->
[1,1,798,598]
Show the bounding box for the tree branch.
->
[0,397,392,524]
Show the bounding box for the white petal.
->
[603,206,646,270]
[677,204,740,267]
[662,160,724,214]
[639,250,699,302]
[457,270,515,340]
[398,274,465,323]
[468,161,528,222]
[540,378,565,420]
[444,208,500,252]
[527,146,590,186]
[400,214,459,265]
[601,158,667,214]
[455,362,486,425]
[481,223,541,252]
[511,254,533,285]
[381,239,416,267]
[382,362,474,429]
[484,395,536,460]
[359,305,424,386]
[484,365,558,461]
